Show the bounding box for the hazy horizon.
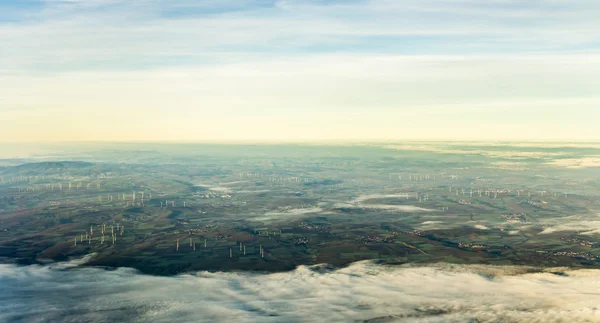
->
[2,139,600,144]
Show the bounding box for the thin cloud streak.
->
[1,0,600,72]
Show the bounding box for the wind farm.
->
[1,142,599,275]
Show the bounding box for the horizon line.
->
[2,139,600,145]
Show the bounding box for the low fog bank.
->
[1,261,600,322]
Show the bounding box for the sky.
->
[1,0,599,142]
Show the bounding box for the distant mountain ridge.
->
[8,161,94,172]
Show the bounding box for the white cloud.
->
[253,207,325,222]
[2,261,600,322]
[539,221,600,235]
[345,194,437,212]
[548,157,600,169]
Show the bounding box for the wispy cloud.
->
[2,0,600,73]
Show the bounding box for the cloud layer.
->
[2,261,600,322]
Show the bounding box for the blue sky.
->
[1,0,599,142]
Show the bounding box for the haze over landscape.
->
[1,1,600,323]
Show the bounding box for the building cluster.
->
[457,241,486,249]
[252,226,283,236]
[293,237,309,245]
[213,234,231,240]
[501,213,527,222]
[408,230,425,236]
[536,250,597,260]
[521,200,542,207]
[184,225,219,234]
[359,235,395,244]
[257,230,281,236]
[192,192,231,199]
[1,195,24,201]
[298,222,330,232]
[560,237,596,247]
